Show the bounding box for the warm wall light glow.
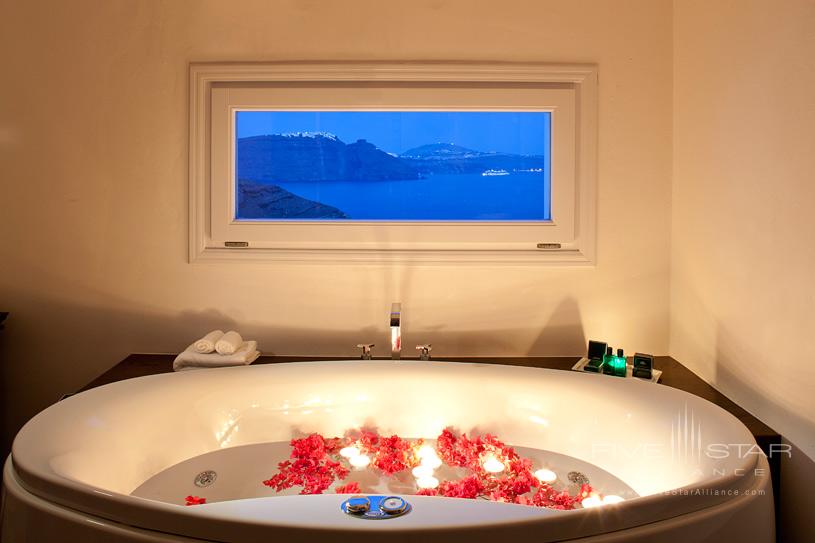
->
[534,468,557,483]
[339,446,360,458]
[416,476,439,489]
[482,455,505,473]
[349,454,370,468]
[529,415,550,426]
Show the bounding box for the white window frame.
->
[189,62,597,264]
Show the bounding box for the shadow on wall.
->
[528,298,586,355]
[0,292,588,456]
[713,327,815,543]
[713,324,815,460]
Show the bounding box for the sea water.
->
[272,172,550,221]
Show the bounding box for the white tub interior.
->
[16,360,756,504]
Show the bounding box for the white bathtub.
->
[3,360,773,542]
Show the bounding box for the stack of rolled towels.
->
[173,330,260,371]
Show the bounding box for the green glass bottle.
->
[612,348,627,377]
[602,346,615,375]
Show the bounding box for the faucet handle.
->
[416,344,432,361]
[356,343,375,360]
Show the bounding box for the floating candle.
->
[417,445,437,459]
[412,465,434,478]
[602,495,624,504]
[534,468,557,483]
[416,476,439,489]
[421,455,442,469]
[349,454,370,468]
[581,495,603,508]
[339,446,360,459]
[482,455,505,474]
[416,445,442,468]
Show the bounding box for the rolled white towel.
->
[215,331,243,355]
[174,340,260,371]
[194,330,224,354]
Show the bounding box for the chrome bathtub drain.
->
[567,471,590,486]
[194,470,217,487]
[341,495,412,519]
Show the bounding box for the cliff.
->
[237,181,348,219]
[237,133,421,183]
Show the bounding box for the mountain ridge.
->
[238,133,546,182]
[237,134,422,184]
[400,142,490,159]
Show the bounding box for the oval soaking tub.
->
[3,361,773,542]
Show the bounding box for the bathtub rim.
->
[9,361,769,541]
[4,453,770,542]
[3,454,774,543]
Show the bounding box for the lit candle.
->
[412,465,434,478]
[339,446,360,458]
[349,454,370,468]
[482,455,505,474]
[416,445,437,459]
[581,495,603,508]
[416,445,442,468]
[421,455,442,469]
[534,468,557,483]
[416,476,439,489]
[602,495,624,504]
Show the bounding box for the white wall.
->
[0,0,673,447]
[672,1,815,541]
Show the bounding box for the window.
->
[190,62,597,264]
[235,111,551,221]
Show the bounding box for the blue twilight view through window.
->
[235,111,551,221]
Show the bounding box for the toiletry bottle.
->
[632,353,654,380]
[585,340,606,373]
[613,348,627,377]
[585,356,604,373]
[602,346,615,375]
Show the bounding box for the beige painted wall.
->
[672,1,815,541]
[3,0,813,538]
[0,0,673,447]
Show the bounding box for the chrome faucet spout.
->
[390,302,402,359]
